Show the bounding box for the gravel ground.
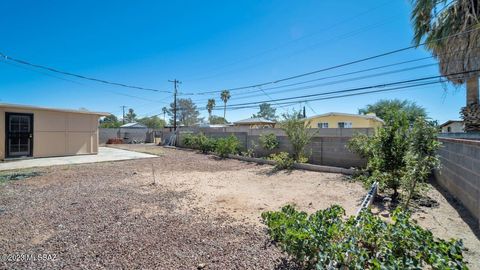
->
[0,145,478,269]
[0,152,300,269]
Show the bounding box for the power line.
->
[189,62,438,103]
[202,69,479,110]
[0,58,171,104]
[206,80,443,111]
[0,52,171,93]
[180,27,480,95]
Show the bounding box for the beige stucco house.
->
[0,103,109,160]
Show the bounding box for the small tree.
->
[281,111,314,162]
[348,110,410,198]
[401,118,440,208]
[349,110,440,203]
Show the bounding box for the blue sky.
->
[0,0,467,123]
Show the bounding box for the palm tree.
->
[162,106,168,122]
[411,0,480,131]
[220,90,231,119]
[206,98,216,118]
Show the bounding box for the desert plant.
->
[401,118,441,208]
[348,110,410,198]
[280,111,315,161]
[259,132,279,152]
[269,152,295,170]
[215,134,239,158]
[348,111,441,204]
[262,205,467,269]
[195,133,216,154]
[182,133,197,148]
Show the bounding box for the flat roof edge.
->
[0,103,110,116]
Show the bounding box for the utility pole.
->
[168,79,181,131]
[121,105,127,124]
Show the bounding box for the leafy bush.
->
[262,205,467,269]
[259,132,279,151]
[197,134,217,154]
[401,117,441,207]
[280,111,314,161]
[348,111,440,205]
[182,133,197,148]
[214,134,240,157]
[269,152,295,170]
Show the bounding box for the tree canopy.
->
[358,99,427,124]
[252,103,277,121]
[124,108,137,123]
[99,114,121,128]
[411,0,480,85]
[138,115,166,129]
[209,115,228,124]
[168,98,202,126]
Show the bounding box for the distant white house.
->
[120,122,147,129]
[439,120,464,133]
[120,122,148,143]
[233,117,276,128]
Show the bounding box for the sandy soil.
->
[0,145,478,269]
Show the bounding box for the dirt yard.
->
[0,145,478,269]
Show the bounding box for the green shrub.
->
[259,132,279,151]
[182,133,197,148]
[269,152,295,170]
[280,111,315,161]
[215,134,240,158]
[262,205,467,269]
[348,111,440,205]
[197,134,217,154]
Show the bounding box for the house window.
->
[447,126,451,133]
[317,122,328,128]
[338,122,352,128]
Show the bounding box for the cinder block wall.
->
[434,138,480,227]
[174,127,367,168]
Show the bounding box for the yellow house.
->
[304,112,384,129]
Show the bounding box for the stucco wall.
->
[434,138,480,227]
[0,107,100,159]
[306,115,383,129]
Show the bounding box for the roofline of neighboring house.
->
[0,103,110,116]
[303,112,385,124]
[233,118,276,124]
[439,120,464,128]
[234,121,276,125]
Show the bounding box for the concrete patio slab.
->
[0,147,156,171]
